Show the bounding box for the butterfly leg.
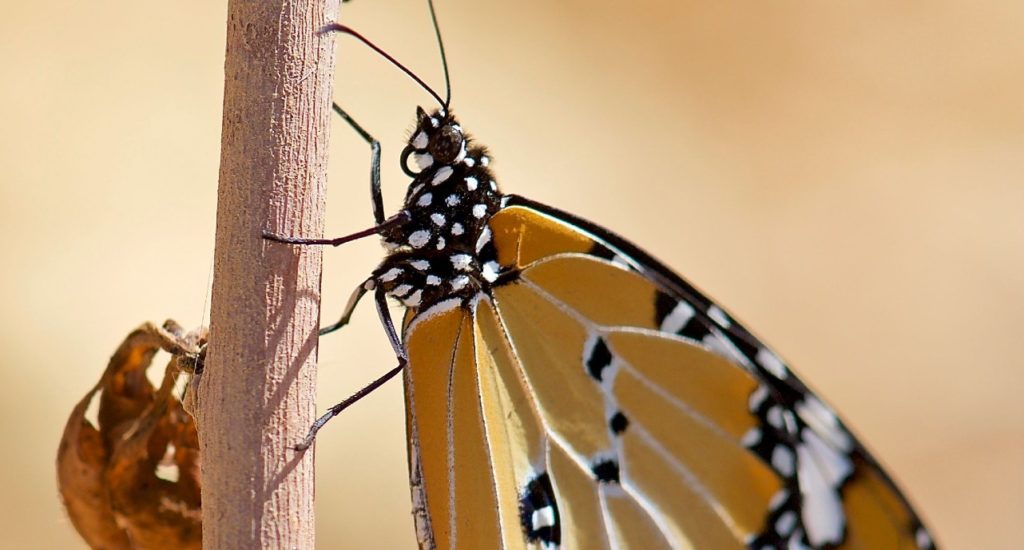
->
[319,280,371,336]
[331,102,386,225]
[294,286,407,451]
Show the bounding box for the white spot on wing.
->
[916,527,932,549]
[740,427,761,447]
[426,275,442,286]
[749,384,770,411]
[531,506,556,529]
[430,213,446,227]
[757,347,789,379]
[772,445,796,477]
[410,260,430,271]
[659,300,695,334]
[797,429,853,546]
[451,223,464,236]
[472,204,487,218]
[417,193,433,207]
[769,488,789,511]
[435,236,446,250]
[767,405,784,429]
[775,510,797,537]
[445,194,460,206]
[797,396,853,451]
[707,305,731,327]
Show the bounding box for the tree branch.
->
[197,0,340,547]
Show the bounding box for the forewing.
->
[480,197,934,549]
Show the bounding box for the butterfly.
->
[270,6,937,550]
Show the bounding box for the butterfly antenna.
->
[319,23,445,109]
[426,0,451,109]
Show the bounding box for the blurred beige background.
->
[2,0,1021,548]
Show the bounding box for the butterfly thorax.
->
[372,108,504,309]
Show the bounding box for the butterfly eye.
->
[428,124,464,164]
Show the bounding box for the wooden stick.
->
[197,0,340,547]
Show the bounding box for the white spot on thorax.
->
[451,275,470,291]
[414,153,433,170]
[464,176,478,191]
[489,180,497,191]
[482,261,500,282]
[417,193,433,207]
[463,157,475,167]
[430,213,446,226]
[412,131,428,149]
[393,284,413,297]
[435,236,446,250]
[450,254,473,271]
[379,267,403,282]
[480,155,490,166]
[451,223,464,236]
[475,226,492,253]
[432,166,453,185]
[445,194,460,206]
[472,204,487,218]
[403,289,423,307]
[408,230,431,249]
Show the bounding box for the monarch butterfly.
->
[268,4,937,549]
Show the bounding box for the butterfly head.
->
[401,107,468,174]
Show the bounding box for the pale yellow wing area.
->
[404,303,503,550]
[486,201,934,550]
[490,278,780,548]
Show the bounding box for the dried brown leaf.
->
[57,321,206,550]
